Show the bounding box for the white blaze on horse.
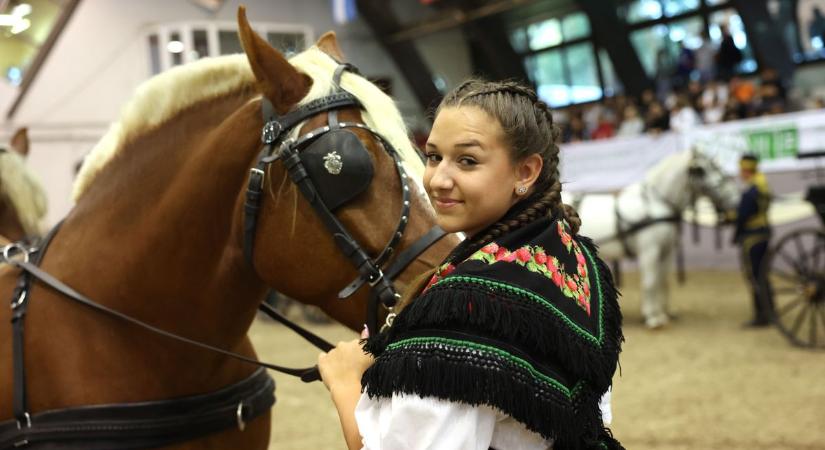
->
[566,148,739,329]
[0,128,47,244]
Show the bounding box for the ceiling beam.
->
[356,0,441,111]
[387,0,536,44]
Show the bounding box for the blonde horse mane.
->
[73,46,422,202]
[0,149,48,236]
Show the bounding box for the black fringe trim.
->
[362,340,623,450]
[366,235,623,393]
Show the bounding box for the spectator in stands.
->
[702,88,726,124]
[669,95,701,132]
[730,75,756,105]
[673,41,696,90]
[639,88,656,115]
[694,36,716,82]
[716,25,743,81]
[617,104,645,137]
[562,110,587,143]
[590,110,616,140]
[645,101,670,133]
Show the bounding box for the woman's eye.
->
[458,157,478,166]
[424,153,441,164]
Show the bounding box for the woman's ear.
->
[516,153,543,189]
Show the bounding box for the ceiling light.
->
[10,18,30,34]
[12,3,32,17]
[166,40,185,53]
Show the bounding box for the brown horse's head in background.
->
[0,8,457,449]
[0,127,47,243]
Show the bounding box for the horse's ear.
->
[316,32,345,62]
[237,6,311,113]
[10,127,29,157]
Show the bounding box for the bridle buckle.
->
[367,269,385,287]
[2,243,30,266]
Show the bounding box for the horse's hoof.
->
[645,317,669,330]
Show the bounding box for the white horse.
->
[566,149,739,329]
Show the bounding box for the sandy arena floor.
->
[248,270,825,450]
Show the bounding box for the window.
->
[630,25,671,77]
[599,49,624,96]
[661,0,701,18]
[218,30,242,55]
[510,11,607,106]
[561,12,590,41]
[526,43,601,107]
[621,0,702,23]
[622,0,663,23]
[145,22,313,75]
[267,32,305,56]
[192,29,209,60]
[527,18,562,50]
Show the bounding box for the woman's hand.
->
[317,328,374,391]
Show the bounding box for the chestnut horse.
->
[0,9,457,450]
[0,128,47,245]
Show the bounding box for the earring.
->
[516,186,528,195]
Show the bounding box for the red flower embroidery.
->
[534,252,547,265]
[552,271,563,287]
[566,279,577,291]
[495,247,509,261]
[576,252,586,265]
[502,252,517,262]
[481,243,499,254]
[546,259,558,272]
[515,247,532,263]
[441,264,456,277]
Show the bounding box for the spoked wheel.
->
[760,228,825,349]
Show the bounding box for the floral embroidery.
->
[468,222,591,314]
[423,262,456,293]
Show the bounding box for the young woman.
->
[318,80,624,450]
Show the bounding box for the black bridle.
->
[243,63,445,336]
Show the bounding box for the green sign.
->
[744,126,798,160]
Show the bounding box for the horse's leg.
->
[637,227,672,329]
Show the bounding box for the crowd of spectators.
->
[555,67,825,144]
[556,26,825,143]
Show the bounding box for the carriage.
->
[759,151,825,349]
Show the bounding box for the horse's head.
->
[235,8,458,329]
[687,148,739,215]
[0,127,47,243]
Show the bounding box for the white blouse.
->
[354,393,553,450]
[354,389,613,450]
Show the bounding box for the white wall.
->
[2,0,425,226]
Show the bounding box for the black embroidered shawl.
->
[362,212,624,450]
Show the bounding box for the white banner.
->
[560,109,825,193]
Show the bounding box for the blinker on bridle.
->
[243,62,446,340]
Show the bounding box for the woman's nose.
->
[428,163,454,191]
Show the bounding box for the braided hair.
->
[399,79,582,308]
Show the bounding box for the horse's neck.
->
[640,152,690,210]
[66,93,266,331]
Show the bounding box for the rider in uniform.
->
[733,153,774,327]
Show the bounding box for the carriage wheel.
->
[760,228,825,349]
